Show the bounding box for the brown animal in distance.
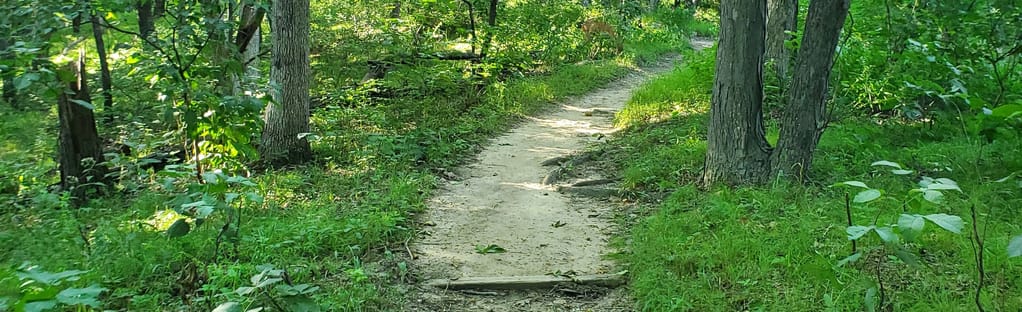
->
[579,18,623,56]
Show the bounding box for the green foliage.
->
[615,39,1022,310]
[2,2,686,310]
[0,264,106,312]
[214,264,321,312]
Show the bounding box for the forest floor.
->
[405,39,714,311]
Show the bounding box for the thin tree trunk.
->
[261,0,312,165]
[232,4,264,94]
[154,0,166,17]
[91,13,114,108]
[390,0,402,18]
[58,48,106,204]
[0,36,15,108]
[137,0,155,38]
[771,0,850,180]
[765,0,797,78]
[481,0,498,57]
[702,0,771,186]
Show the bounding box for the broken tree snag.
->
[424,274,625,290]
[57,49,107,204]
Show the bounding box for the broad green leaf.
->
[865,287,878,312]
[17,268,87,285]
[892,169,914,175]
[893,248,919,267]
[918,176,935,188]
[835,253,861,268]
[213,302,243,312]
[926,183,961,192]
[225,192,240,204]
[923,214,964,234]
[195,205,214,219]
[202,172,221,184]
[898,214,925,241]
[282,296,321,312]
[834,181,869,188]
[847,225,874,240]
[922,190,944,204]
[235,286,257,296]
[871,160,902,169]
[991,104,1022,118]
[13,72,39,90]
[166,219,191,238]
[24,300,57,312]
[70,99,95,110]
[875,227,899,244]
[254,277,282,288]
[1008,234,1022,258]
[56,285,105,307]
[853,189,882,203]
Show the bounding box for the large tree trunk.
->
[91,13,114,108]
[771,0,850,180]
[702,0,772,186]
[261,0,312,165]
[137,0,155,38]
[58,48,106,204]
[765,0,797,78]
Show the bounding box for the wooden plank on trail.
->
[424,274,625,290]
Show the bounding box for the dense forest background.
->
[1,0,1021,311]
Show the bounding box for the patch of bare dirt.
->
[405,39,714,312]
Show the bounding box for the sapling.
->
[832,160,965,311]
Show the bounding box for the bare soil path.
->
[407,40,714,312]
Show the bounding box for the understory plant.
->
[834,160,965,311]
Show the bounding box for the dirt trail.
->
[408,40,714,311]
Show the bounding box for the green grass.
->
[0,16,687,311]
[612,46,1022,311]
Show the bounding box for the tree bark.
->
[765,0,797,78]
[154,0,166,17]
[481,0,498,57]
[137,0,155,39]
[389,0,402,18]
[0,36,15,108]
[91,13,114,108]
[261,0,312,165]
[771,0,850,180]
[58,48,106,204]
[232,4,264,94]
[702,0,772,186]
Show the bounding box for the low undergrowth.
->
[610,46,1022,311]
[0,19,689,312]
